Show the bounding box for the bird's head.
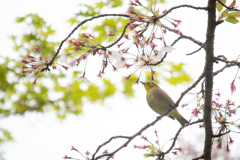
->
[140,81,159,92]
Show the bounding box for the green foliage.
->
[145,72,159,84]
[217,0,240,24]
[1,1,194,158]
[0,128,13,159]
[144,145,162,158]
[0,129,13,143]
[1,13,118,122]
[122,74,138,98]
[13,14,57,57]
[216,0,226,12]
[163,62,193,86]
[68,0,123,25]
[225,16,239,24]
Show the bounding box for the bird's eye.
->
[148,82,152,85]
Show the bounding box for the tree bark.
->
[203,0,216,159]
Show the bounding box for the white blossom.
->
[75,76,91,85]
[58,53,69,64]
[159,46,175,54]
[108,51,126,68]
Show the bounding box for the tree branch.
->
[158,4,208,19]
[212,130,231,138]
[214,56,240,66]
[42,13,130,71]
[91,136,131,159]
[92,108,173,160]
[161,24,204,46]
[216,0,240,11]
[175,71,205,107]
[163,119,203,155]
[203,0,216,159]
[186,41,206,56]
[104,21,135,49]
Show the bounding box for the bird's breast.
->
[146,88,174,115]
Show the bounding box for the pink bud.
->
[230,80,236,95]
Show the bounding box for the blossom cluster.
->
[21,0,181,85]
[20,54,54,84]
[133,130,184,158]
[183,90,240,152]
[63,146,114,160]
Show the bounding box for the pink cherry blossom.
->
[230,80,236,95]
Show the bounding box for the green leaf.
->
[224,11,240,18]
[164,62,193,86]
[68,18,79,25]
[3,130,13,141]
[96,2,105,8]
[225,16,239,24]
[103,79,116,97]
[216,0,226,12]
[221,0,236,18]
[16,17,26,23]
[109,0,123,8]
[122,74,137,97]
[144,153,156,158]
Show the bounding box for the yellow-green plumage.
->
[141,82,188,127]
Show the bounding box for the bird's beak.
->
[140,81,145,85]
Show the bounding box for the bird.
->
[140,81,188,127]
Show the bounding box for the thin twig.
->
[215,57,240,66]
[42,13,130,71]
[92,108,173,160]
[175,71,205,107]
[216,0,240,11]
[91,136,130,159]
[104,20,135,49]
[186,41,206,56]
[213,63,236,76]
[148,37,182,66]
[212,130,231,138]
[163,119,203,155]
[161,24,204,47]
[158,4,208,19]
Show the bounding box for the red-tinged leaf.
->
[229,0,236,8]
[221,0,236,18]
[225,16,239,24]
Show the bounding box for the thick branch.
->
[202,0,216,159]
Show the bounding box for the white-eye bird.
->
[141,81,188,127]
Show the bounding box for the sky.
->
[1,0,240,160]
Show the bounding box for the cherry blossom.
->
[75,74,91,85]
[59,53,69,64]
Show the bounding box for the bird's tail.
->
[176,115,188,127]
